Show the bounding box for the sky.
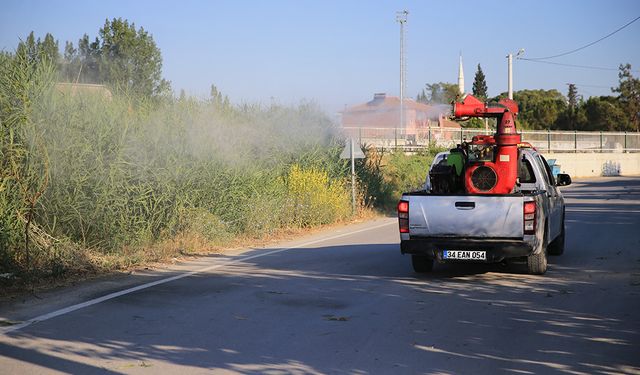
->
[2,0,639,115]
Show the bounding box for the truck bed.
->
[403,193,525,239]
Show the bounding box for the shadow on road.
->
[1,177,639,374]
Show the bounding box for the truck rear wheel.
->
[528,228,548,275]
[527,248,547,275]
[412,255,434,273]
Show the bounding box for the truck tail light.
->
[524,201,536,235]
[398,200,409,233]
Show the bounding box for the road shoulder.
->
[0,216,395,330]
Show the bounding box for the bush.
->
[286,164,351,227]
[356,146,446,210]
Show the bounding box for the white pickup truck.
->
[398,147,572,275]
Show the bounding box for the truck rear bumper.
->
[400,237,534,262]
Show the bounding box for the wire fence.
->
[340,127,640,153]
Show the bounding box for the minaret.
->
[458,53,465,95]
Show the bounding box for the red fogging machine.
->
[429,94,522,195]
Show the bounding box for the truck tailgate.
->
[406,195,524,238]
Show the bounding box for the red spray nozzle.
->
[452,94,519,119]
[452,94,486,118]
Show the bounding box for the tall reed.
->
[1,59,352,279]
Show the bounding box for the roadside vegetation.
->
[0,22,445,289]
[0,55,357,286]
[356,147,445,210]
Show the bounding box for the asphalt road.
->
[1,177,639,374]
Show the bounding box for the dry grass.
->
[0,208,380,300]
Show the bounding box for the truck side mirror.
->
[556,173,572,186]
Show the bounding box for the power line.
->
[576,88,595,97]
[565,83,612,89]
[526,15,640,60]
[518,58,640,73]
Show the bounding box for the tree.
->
[423,82,459,104]
[493,89,567,130]
[416,89,428,104]
[59,18,170,97]
[15,32,59,66]
[39,33,59,64]
[16,32,38,64]
[210,84,230,109]
[578,96,628,131]
[59,34,101,84]
[78,34,101,83]
[613,63,640,132]
[98,18,169,97]
[558,83,579,130]
[61,40,81,82]
[472,64,488,99]
[567,83,578,109]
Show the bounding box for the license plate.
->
[443,250,486,260]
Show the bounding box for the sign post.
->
[340,138,365,214]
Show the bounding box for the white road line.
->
[1,219,396,334]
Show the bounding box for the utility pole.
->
[396,10,408,148]
[458,53,464,95]
[507,48,524,100]
[507,53,513,99]
[340,138,364,215]
[350,138,356,214]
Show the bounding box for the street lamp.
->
[507,48,525,99]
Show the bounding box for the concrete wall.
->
[547,153,640,177]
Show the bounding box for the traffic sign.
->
[340,139,365,159]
